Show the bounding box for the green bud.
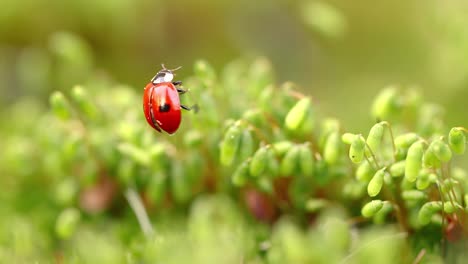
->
[238,129,255,163]
[55,208,81,239]
[50,91,73,120]
[272,140,294,157]
[448,127,466,154]
[418,201,443,225]
[383,172,393,186]
[394,148,407,161]
[324,131,341,164]
[423,144,440,169]
[305,199,328,212]
[349,134,366,163]
[220,124,242,166]
[341,133,356,145]
[402,190,426,201]
[361,200,384,218]
[405,141,424,182]
[389,160,405,177]
[250,146,269,177]
[441,179,458,195]
[299,144,314,177]
[232,161,250,187]
[356,160,375,182]
[318,118,340,148]
[373,202,393,224]
[194,60,216,85]
[366,122,385,153]
[394,133,419,149]
[242,108,265,127]
[443,201,458,214]
[432,139,452,163]
[71,85,98,120]
[266,147,280,177]
[280,145,300,176]
[368,168,385,197]
[416,171,435,190]
[284,97,313,133]
[371,86,400,120]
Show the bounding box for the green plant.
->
[1,32,467,263]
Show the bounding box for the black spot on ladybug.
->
[159,103,171,112]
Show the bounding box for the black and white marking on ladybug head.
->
[151,69,174,84]
[151,64,182,84]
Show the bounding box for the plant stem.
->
[382,121,397,162]
[412,248,426,264]
[125,187,155,238]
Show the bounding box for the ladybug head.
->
[151,69,174,84]
[151,64,182,84]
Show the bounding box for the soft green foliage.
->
[1,32,467,263]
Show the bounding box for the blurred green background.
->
[1,0,468,262]
[1,0,467,129]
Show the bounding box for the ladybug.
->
[143,65,197,134]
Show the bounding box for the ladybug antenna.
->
[161,64,182,72]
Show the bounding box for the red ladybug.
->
[143,65,197,134]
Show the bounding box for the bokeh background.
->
[1,0,467,129]
[1,0,468,262]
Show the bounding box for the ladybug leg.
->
[172,81,182,86]
[177,87,187,94]
[181,104,199,113]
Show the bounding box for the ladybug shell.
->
[143,82,181,134]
